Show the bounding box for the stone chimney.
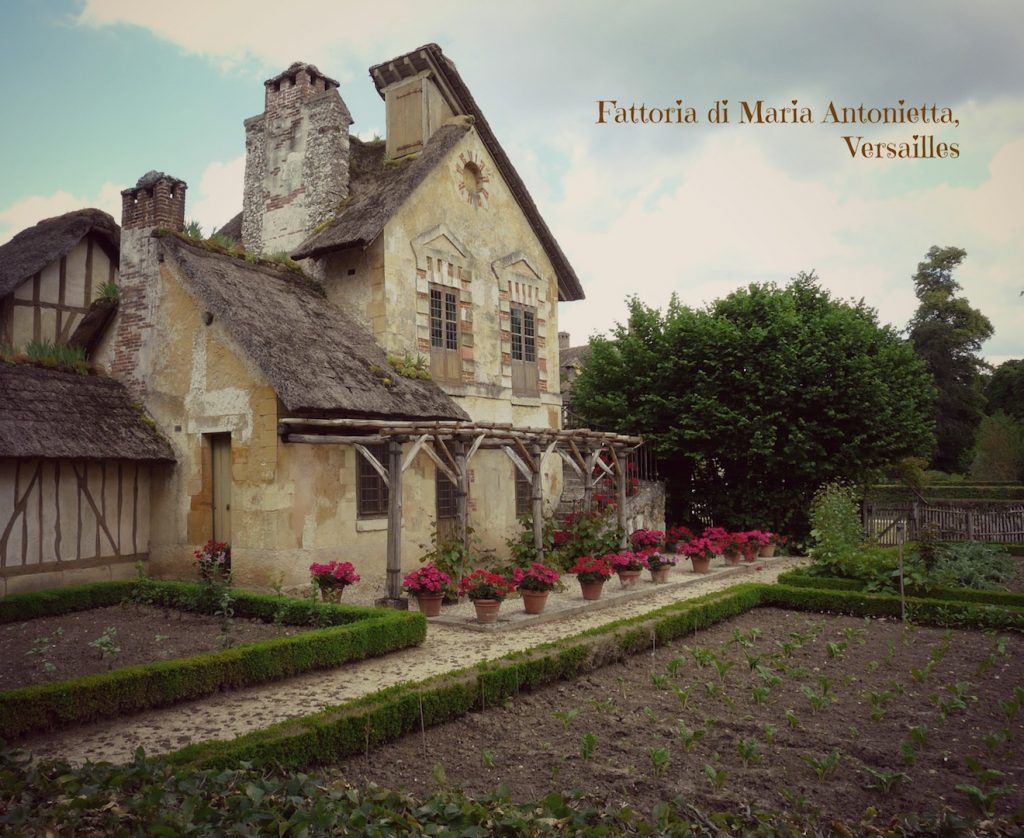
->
[242,62,352,256]
[558,331,570,351]
[111,171,186,396]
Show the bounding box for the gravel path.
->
[15,556,808,766]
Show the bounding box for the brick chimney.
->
[558,331,570,351]
[242,62,352,256]
[111,171,186,397]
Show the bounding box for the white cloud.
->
[189,155,246,235]
[0,184,122,245]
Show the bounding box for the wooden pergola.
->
[278,417,643,603]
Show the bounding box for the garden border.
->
[165,581,1024,772]
[0,579,426,740]
[776,569,1024,608]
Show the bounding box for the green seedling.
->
[553,708,580,729]
[580,732,597,761]
[825,641,847,660]
[863,767,909,793]
[785,708,800,729]
[691,647,716,668]
[649,748,670,777]
[678,722,706,753]
[844,627,866,644]
[864,689,894,721]
[789,630,810,644]
[965,756,1006,787]
[776,640,796,658]
[671,684,692,710]
[642,706,659,723]
[976,654,996,676]
[751,685,771,705]
[802,749,843,779]
[788,666,811,680]
[800,684,833,712]
[704,755,727,791]
[712,658,735,681]
[995,636,1009,656]
[900,741,916,766]
[88,626,120,665]
[911,661,935,682]
[755,664,781,687]
[481,750,494,769]
[153,634,170,642]
[589,698,615,714]
[665,656,684,677]
[866,660,879,674]
[983,730,1008,753]
[763,723,778,746]
[1002,697,1022,723]
[650,673,669,690]
[781,787,814,814]
[885,640,896,664]
[744,651,762,671]
[737,737,761,767]
[956,784,1012,818]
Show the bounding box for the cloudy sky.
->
[2,1,1022,362]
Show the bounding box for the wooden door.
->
[210,433,232,544]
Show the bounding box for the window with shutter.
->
[510,303,539,395]
[429,283,461,382]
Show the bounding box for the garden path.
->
[17,556,808,766]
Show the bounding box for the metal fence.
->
[864,502,1024,545]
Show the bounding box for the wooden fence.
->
[864,502,1024,545]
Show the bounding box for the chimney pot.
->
[558,331,570,350]
[121,171,187,232]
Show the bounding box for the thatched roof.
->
[0,363,174,461]
[366,44,584,302]
[216,211,243,243]
[159,235,468,420]
[0,209,119,300]
[291,125,467,260]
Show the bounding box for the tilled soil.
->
[0,603,299,690]
[333,608,1024,824]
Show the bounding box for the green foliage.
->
[549,506,623,571]
[182,219,204,239]
[386,352,432,380]
[970,412,1024,481]
[0,580,426,739]
[95,279,120,302]
[417,521,476,597]
[571,276,935,536]
[807,482,865,577]
[986,359,1024,422]
[907,246,993,472]
[23,339,90,373]
[506,514,555,567]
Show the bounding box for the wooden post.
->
[531,443,545,561]
[382,439,406,606]
[615,447,628,548]
[454,440,469,560]
[582,448,594,513]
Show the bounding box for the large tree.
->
[571,274,935,537]
[986,359,1024,422]
[906,246,993,473]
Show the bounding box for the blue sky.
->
[2,0,1022,362]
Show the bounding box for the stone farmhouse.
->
[1,44,656,599]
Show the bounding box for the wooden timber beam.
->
[384,439,404,603]
[531,442,545,560]
[502,445,533,481]
[354,443,389,488]
[282,433,386,445]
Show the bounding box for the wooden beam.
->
[531,443,545,560]
[502,445,533,481]
[615,448,628,549]
[420,444,459,485]
[283,433,386,445]
[513,437,538,474]
[401,434,430,473]
[557,448,584,479]
[465,432,486,463]
[454,440,469,558]
[433,434,459,475]
[354,443,389,488]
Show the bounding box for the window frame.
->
[356,444,389,518]
[428,282,461,382]
[510,301,539,395]
[514,466,532,519]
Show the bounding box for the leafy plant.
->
[862,767,910,793]
[703,755,727,791]
[785,708,800,729]
[802,749,843,779]
[648,748,670,777]
[665,656,684,677]
[670,684,692,710]
[737,737,761,767]
[88,626,120,666]
[763,723,778,746]
[956,783,1012,818]
[580,732,596,761]
[96,280,120,302]
[552,708,580,730]
[678,723,706,753]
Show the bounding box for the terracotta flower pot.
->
[521,589,549,614]
[724,551,743,565]
[472,598,502,624]
[617,569,642,589]
[689,555,711,573]
[416,592,444,617]
[579,579,606,600]
[320,584,345,603]
[759,544,776,558]
[650,566,672,584]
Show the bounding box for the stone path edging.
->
[17,556,808,766]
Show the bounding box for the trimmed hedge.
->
[165,580,1024,773]
[776,569,1024,608]
[0,580,425,739]
[867,483,1024,504]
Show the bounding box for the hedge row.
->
[776,569,1024,608]
[0,581,426,740]
[867,484,1024,503]
[166,580,1024,773]
[167,585,764,771]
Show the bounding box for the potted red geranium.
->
[664,525,693,553]
[717,531,748,565]
[629,528,665,552]
[570,555,613,600]
[682,537,717,573]
[402,564,453,617]
[511,562,560,614]
[607,550,648,589]
[459,569,510,623]
[309,560,360,602]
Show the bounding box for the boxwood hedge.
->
[0,579,425,739]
